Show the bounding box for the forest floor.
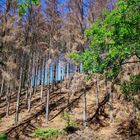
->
[0,74,140,140]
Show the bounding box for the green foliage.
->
[32,0,40,4]
[121,74,140,100]
[0,134,7,140]
[61,112,77,127]
[18,0,40,16]
[34,128,61,139]
[70,0,140,80]
[34,113,78,138]
[69,52,81,64]
[61,112,78,134]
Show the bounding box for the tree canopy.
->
[70,0,140,80]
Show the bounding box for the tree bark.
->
[33,52,39,96]
[109,83,113,122]
[15,64,23,125]
[6,84,9,117]
[46,62,50,123]
[0,76,4,102]
[95,76,99,108]
[40,57,45,100]
[83,89,87,127]
[28,56,34,112]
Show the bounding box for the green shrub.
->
[34,128,61,139]
[0,134,7,140]
[61,112,78,134]
[61,112,77,127]
[121,74,140,101]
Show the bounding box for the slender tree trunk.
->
[0,76,4,102]
[64,63,67,80]
[40,57,45,100]
[78,64,80,73]
[53,62,56,89]
[69,63,71,77]
[67,76,73,112]
[62,64,65,81]
[6,84,11,117]
[28,79,32,112]
[28,57,34,112]
[67,91,71,112]
[33,52,36,95]
[26,56,32,105]
[67,63,69,79]
[34,52,39,96]
[80,63,82,73]
[105,77,113,122]
[15,65,23,125]
[55,61,59,89]
[59,61,63,94]
[6,84,9,117]
[95,76,99,108]
[46,63,50,123]
[109,83,113,122]
[83,89,87,127]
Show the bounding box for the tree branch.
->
[121,61,140,66]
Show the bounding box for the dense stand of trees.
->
[0,0,115,126]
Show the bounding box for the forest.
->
[0,0,140,140]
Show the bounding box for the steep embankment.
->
[0,74,140,140]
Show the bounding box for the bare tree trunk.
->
[56,62,58,82]
[40,57,45,100]
[6,84,12,117]
[46,63,50,123]
[0,76,4,102]
[64,63,67,80]
[83,89,87,127]
[6,83,9,117]
[53,62,56,91]
[67,91,71,112]
[67,63,69,79]
[59,61,63,94]
[25,56,32,105]
[28,80,32,112]
[80,63,82,73]
[32,52,36,95]
[67,76,73,112]
[28,57,34,112]
[105,77,113,122]
[109,83,113,122]
[69,63,71,77]
[95,76,99,108]
[34,52,39,96]
[15,65,23,125]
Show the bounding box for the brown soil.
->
[0,74,140,140]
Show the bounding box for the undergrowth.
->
[121,74,140,101]
[34,128,62,139]
[34,112,78,139]
[0,134,7,140]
